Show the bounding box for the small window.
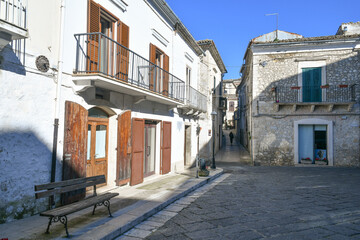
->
[186,66,191,86]
[229,101,234,112]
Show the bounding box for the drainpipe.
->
[51,0,66,185]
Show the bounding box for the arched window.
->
[88,107,109,118]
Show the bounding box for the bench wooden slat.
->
[40,192,119,217]
[35,175,105,191]
[35,178,105,199]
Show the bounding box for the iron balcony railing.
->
[74,32,185,102]
[274,85,356,103]
[0,0,27,29]
[186,85,207,112]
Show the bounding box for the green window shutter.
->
[302,67,322,102]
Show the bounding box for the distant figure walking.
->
[229,131,234,145]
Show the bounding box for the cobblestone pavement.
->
[119,165,360,240]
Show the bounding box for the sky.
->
[165,0,360,80]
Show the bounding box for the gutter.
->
[51,0,66,185]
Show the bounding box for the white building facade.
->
[0,0,225,223]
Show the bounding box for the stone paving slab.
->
[0,168,223,240]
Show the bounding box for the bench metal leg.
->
[93,200,113,217]
[46,216,53,234]
[92,204,97,215]
[46,216,69,238]
[59,216,69,238]
[103,200,112,217]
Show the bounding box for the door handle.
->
[146,146,151,157]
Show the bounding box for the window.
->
[186,66,191,86]
[87,0,129,80]
[149,43,169,95]
[302,67,321,102]
[229,101,234,112]
[213,76,216,94]
[298,61,325,103]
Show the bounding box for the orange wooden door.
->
[130,118,144,186]
[62,101,88,204]
[161,121,172,174]
[86,117,108,185]
[116,111,132,186]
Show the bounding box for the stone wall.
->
[250,48,360,166]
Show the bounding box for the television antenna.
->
[265,13,279,40]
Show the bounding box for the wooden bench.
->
[34,175,119,238]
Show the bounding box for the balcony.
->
[179,85,207,115]
[273,84,357,112]
[73,33,185,106]
[0,0,28,49]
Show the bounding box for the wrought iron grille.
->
[186,85,207,112]
[0,0,27,29]
[274,85,356,103]
[74,32,185,102]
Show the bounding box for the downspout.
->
[51,0,66,184]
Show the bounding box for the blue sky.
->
[165,0,360,79]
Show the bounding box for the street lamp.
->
[210,111,217,169]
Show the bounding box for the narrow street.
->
[119,132,360,240]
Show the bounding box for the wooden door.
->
[116,111,131,186]
[87,117,108,184]
[130,118,144,186]
[161,121,171,174]
[62,101,88,204]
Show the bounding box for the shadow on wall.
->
[242,52,360,166]
[0,41,26,76]
[0,131,54,223]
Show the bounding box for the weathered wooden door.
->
[87,117,108,184]
[161,121,171,174]
[130,118,144,186]
[62,101,88,204]
[116,110,132,186]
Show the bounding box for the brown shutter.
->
[149,43,157,90]
[130,118,144,186]
[62,101,88,204]
[161,121,171,174]
[116,110,132,186]
[120,23,129,48]
[88,0,100,33]
[87,0,100,72]
[163,53,169,96]
[116,22,130,81]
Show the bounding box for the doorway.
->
[298,124,327,164]
[87,108,109,184]
[184,125,191,166]
[144,122,156,177]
